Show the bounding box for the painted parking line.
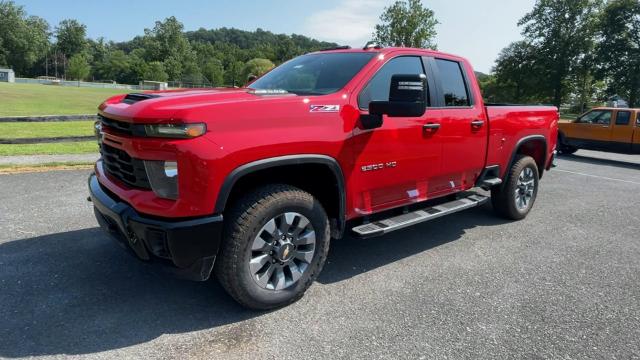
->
[554,168,640,185]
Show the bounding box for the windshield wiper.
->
[248,88,289,95]
[288,90,328,96]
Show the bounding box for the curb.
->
[0,136,95,144]
[0,115,98,122]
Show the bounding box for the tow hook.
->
[128,231,139,244]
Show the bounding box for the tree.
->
[373,0,439,49]
[55,19,87,58]
[518,0,602,107]
[143,61,168,82]
[202,59,224,86]
[596,0,640,107]
[493,41,547,103]
[67,54,90,82]
[0,1,49,75]
[242,58,274,83]
[95,49,130,82]
[225,60,246,87]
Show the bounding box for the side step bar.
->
[351,193,489,238]
[480,177,502,189]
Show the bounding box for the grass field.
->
[0,82,126,116]
[0,121,94,139]
[0,141,97,156]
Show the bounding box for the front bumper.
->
[88,174,223,281]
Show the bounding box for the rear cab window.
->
[615,111,631,125]
[434,59,471,107]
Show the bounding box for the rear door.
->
[427,57,488,193]
[350,55,443,214]
[634,111,640,153]
[610,110,634,152]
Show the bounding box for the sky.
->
[16,0,537,73]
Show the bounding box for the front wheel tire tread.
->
[214,184,330,310]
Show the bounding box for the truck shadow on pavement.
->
[558,153,640,170]
[319,204,508,284]
[0,204,506,357]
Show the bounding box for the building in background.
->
[607,95,629,108]
[0,69,15,83]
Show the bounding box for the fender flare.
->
[505,135,548,178]
[214,154,346,233]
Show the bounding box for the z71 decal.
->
[310,105,340,113]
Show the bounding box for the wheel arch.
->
[506,135,547,179]
[215,155,346,238]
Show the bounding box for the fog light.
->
[144,160,179,199]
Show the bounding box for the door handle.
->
[471,120,485,128]
[423,123,441,131]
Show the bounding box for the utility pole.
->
[54,50,58,79]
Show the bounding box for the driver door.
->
[571,110,613,149]
[348,55,444,215]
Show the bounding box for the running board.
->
[351,193,489,238]
[480,177,502,189]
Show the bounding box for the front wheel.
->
[214,184,330,310]
[491,155,539,220]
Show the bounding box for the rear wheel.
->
[214,184,330,310]
[491,155,539,220]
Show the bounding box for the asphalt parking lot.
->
[0,149,638,359]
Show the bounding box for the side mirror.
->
[360,74,427,130]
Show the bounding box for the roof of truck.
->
[310,46,465,61]
[591,107,640,111]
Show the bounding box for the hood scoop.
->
[122,93,161,104]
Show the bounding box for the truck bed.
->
[485,105,559,177]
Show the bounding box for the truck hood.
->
[98,88,303,123]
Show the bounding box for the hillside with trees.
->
[1,0,638,109]
[0,1,336,86]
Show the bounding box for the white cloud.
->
[303,0,390,47]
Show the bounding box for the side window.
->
[615,111,631,125]
[596,111,612,125]
[577,110,604,124]
[358,56,426,110]
[435,59,470,107]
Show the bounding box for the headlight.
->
[144,160,179,199]
[143,123,206,138]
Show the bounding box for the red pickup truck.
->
[89,46,558,309]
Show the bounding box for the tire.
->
[557,135,578,154]
[558,145,578,154]
[491,155,539,220]
[214,184,330,310]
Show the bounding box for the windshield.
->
[249,52,376,95]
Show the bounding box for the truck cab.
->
[558,107,640,154]
[89,46,558,309]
